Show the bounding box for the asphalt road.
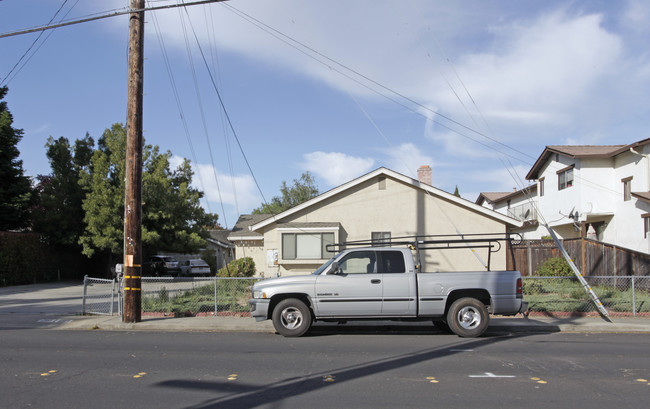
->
[1,329,648,409]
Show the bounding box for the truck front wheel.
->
[272,298,312,337]
[447,297,489,338]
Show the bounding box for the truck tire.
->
[272,298,312,337]
[446,297,489,338]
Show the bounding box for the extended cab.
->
[250,238,528,338]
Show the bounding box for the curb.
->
[49,315,650,334]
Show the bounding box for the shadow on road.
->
[154,330,548,408]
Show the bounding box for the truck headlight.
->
[253,290,267,299]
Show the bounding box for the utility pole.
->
[123,0,145,323]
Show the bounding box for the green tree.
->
[32,135,94,245]
[453,185,460,197]
[79,123,218,260]
[142,147,218,254]
[252,171,319,214]
[0,86,32,230]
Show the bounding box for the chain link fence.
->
[522,276,650,317]
[82,275,650,318]
[138,277,260,317]
[82,275,119,315]
[82,276,261,316]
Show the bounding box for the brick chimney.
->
[417,165,432,186]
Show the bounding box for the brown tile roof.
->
[476,185,536,205]
[526,139,650,180]
[632,192,650,203]
[476,192,512,205]
[546,145,626,157]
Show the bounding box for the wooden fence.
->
[507,238,650,277]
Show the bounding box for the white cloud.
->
[623,0,650,32]
[171,156,261,226]
[302,151,374,187]
[381,143,434,179]
[427,12,622,128]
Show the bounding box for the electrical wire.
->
[149,4,213,215]
[178,3,230,227]
[1,0,79,86]
[180,4,269,211]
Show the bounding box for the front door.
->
[313,250,383,317]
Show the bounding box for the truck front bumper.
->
[249,298,270,322]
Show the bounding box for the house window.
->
[644,214,650,239]
[622,177,632,201]
[282,233,335,260]
[539,177,545,197]
[557,165,574,190]
[371,232,391,246]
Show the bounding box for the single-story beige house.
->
[228,167,522,277]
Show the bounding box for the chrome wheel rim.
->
[457,306,481,330]
[280,307,303,330]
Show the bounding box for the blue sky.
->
[2,0,649,228]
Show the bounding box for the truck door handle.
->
[371,279,381,284]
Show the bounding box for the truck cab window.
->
[379,251,406,273]
[339,251,376,274]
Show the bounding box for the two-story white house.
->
[479,138,650,254]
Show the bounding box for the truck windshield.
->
[312,257,336,275]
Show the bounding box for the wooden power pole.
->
[123,0,145,323]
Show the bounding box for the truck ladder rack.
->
[326,233,522,271]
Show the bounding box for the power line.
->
[1,0,79,86]
[181,6,268,209]
[0,0,229,39]
[221,3,535,164]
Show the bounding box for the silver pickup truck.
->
[249,244,527,338]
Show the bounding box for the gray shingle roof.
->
[228,214,272,239]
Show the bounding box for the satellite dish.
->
[568,206,575,219]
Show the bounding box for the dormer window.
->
[557,165,574,191]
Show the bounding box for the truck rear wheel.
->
[272,298,312,337]
[447,297,489,338]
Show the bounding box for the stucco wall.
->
[259,176,509,276]
[531,147,650,254]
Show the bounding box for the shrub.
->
[537,257,572,277]
[217,257,256,277]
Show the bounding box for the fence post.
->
[82,275,88,315]
[118,275,123,317]
[632,276,636,317]
[110,278,115,316]
[214,276,218,317]
[527,241,532,276]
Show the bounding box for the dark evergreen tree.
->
[32,135,94,245]
[0,86,32,230]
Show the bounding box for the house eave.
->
[250,167,523,231]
